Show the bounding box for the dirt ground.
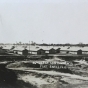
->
[2,59,88,88]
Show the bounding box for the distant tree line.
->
[38,43,88,47]
[1,42,88,47]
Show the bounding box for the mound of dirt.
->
[7,62,40,68]
[7,62,25,68]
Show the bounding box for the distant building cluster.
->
[21,48,83,56]
[0,45,84,56]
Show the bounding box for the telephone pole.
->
[29,41,30,54]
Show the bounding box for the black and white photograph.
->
[0,0,88,88]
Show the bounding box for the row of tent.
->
[22,48,82,55]
[0,46,83,55]
[36,48,82,55]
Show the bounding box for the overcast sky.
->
[0,0,88,44]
